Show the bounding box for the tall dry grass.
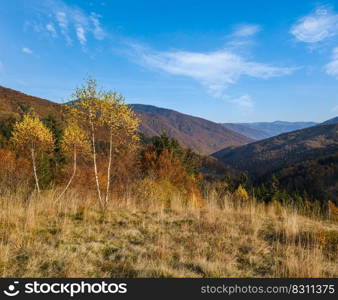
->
[0,183,337,277]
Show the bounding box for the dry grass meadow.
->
[0,185,337,278]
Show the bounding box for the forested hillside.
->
[131,104,253,153]
[0,86,252,154]
[213,123,338,203]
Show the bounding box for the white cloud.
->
[130,44,294,108]
[22,47,33,55]
[76,26,87,45]
[232,24,261,37]
[332,105,338,113]
[230,95,254,109]
[290,6,338,43]
[46,23,57,37]
[31,0,106,46]
[90,13,105,40]
[325,47,338,78]
[56,11,68,30]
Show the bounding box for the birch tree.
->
[56,121,90,202]
[10,114,54,194]
[68,78,104,206]
[68,78,139,209]
[101,92,139,206]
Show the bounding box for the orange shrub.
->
[0,149,32,189]
[140,148,204,207]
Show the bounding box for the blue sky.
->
[1,0,338,122]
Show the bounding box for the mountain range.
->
[1,85,336,153]
[1,85,338,202]
[222,121,318,140]
[0,86,252,154]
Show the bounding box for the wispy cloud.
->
[90,13,105,40]
[55,11,71,44]
[290,6,338,43]
[22,47,33,55]
[129,43,294,108]
[76,26,87,45]
[230,95,254,109]
[332,104,338,113]
[56,11,68,31]
[232,24,261,38]
[225,24,261,49]
[31,0,106,46]
[325,47,338,78]
[46,23,57,37]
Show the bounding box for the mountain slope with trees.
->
[213,123,338,203]
[213,123,338,175]
[261,151,338,204]
[0,86,62,120]
[322,116,338,125]
[0,86,253,154]
[128,104,253,154]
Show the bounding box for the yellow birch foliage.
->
[61,122,91,158]
[67,78,102,127]
[10,114,54,154]
[234,184,249,202]
[66,78,140,207]
[101,92,140,147]
[67,78,139,148]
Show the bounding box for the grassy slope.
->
[0,190,337,277]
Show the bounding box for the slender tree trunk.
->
[31,147,40,194]
[105,129,113,206]
[55,148,77,202]
[91,122,103,207]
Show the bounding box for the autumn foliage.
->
[0,79,203,210]
[3,78,332,214]
[140,133,203,207]
[10,113,54,193]
[0,149,31,191]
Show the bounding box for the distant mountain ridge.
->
[222,121,318,140]
[130,104,253,154]
[222,123,270,140]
